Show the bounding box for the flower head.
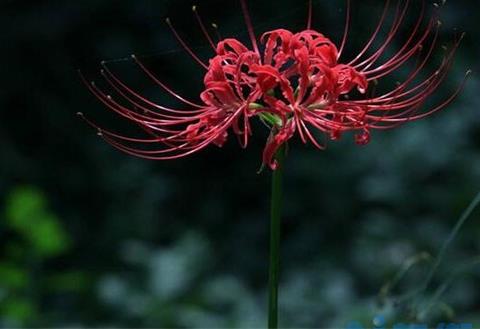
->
[80,0,468,169]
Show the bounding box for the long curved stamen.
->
[78,112,178,144]
[337,0,351,59]
[362,1,427,73]
[386,71,470,121]
[361,1,429,75]
[295,114,307,143]
[240,0,260,55]
[347,0,391,66]
[192,6,217,51]
[95,81,188,124]
[104,136,200,160]
[97,80,206,125]
[366,36,463,110]
[211,23,223,41]
[131,55,204,108]
[300,120,325,149]
[367,69,469,129]
[354,0,411,70]
[100,109,241,159]
[82,75,199,130]
[303,114,332,135]
[166,18,209,70]
[104,132,202,157]
[364,18,434,80]
[364,72,449,122]
[95,105,232,150]
[101,63,205,115]
[351,24,439,104]
[307,0,313,30]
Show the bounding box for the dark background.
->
[1,0,479,327]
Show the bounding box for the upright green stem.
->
[268,145,285,329]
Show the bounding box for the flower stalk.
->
[268,144,286,329]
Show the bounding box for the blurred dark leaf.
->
[0,263,28,290]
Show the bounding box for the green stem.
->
[268,145,286,329]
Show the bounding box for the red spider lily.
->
[80,0,468,170]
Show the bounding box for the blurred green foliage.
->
[0,186,86,327]
[1,0,480,327]
[5,186,70,257]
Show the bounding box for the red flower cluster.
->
[80,0,468,169]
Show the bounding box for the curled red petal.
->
[262,121,296,170]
